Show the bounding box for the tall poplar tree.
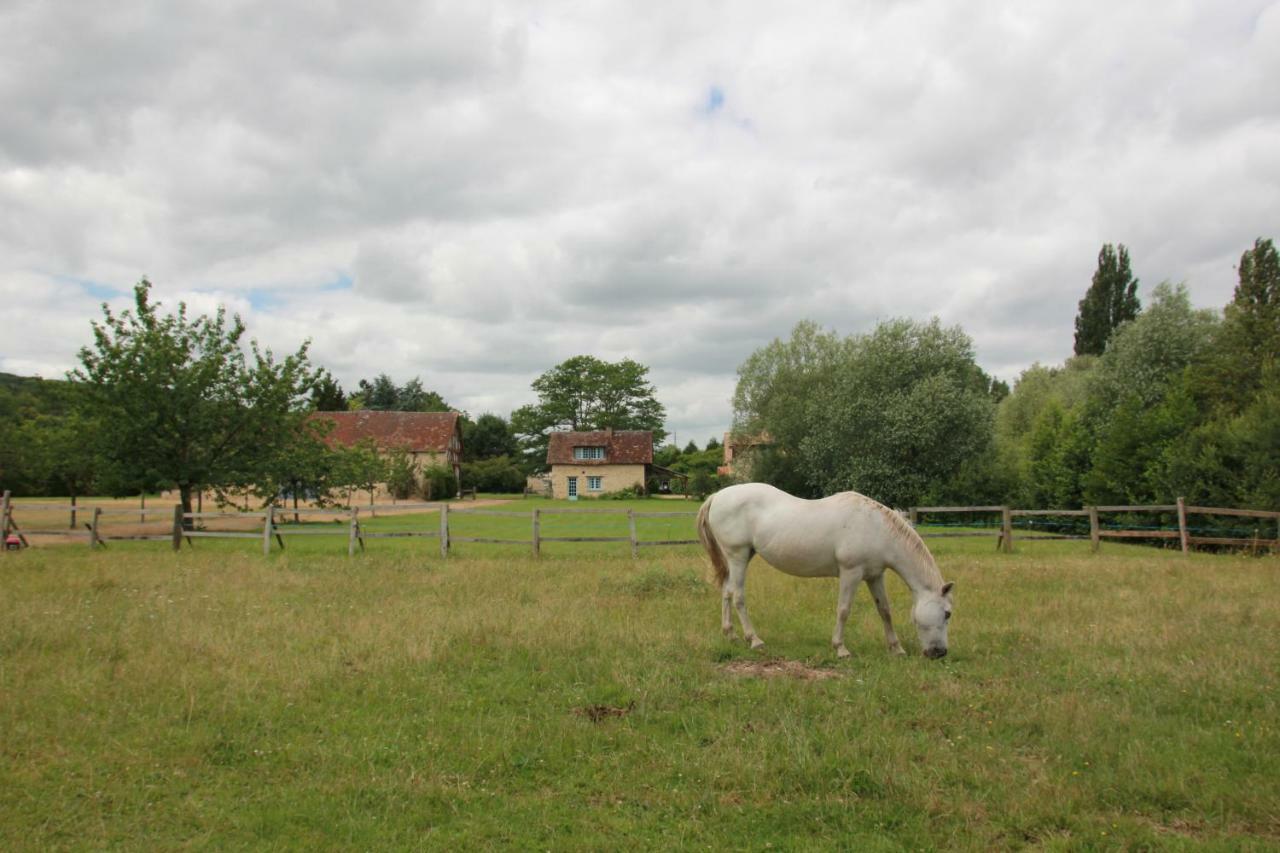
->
[1074,243,1141,356]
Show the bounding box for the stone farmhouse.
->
[311,410,463,497]
[546,429,654,499]
[717,431,772,479]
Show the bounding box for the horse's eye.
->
[944,611,951,621]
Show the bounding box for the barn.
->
[311,410,463,497]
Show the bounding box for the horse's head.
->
[912,581,954,659]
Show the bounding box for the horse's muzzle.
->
[924,646,948,659]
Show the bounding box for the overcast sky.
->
[2,1,1277,445]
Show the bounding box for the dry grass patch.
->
[719,657,844,681]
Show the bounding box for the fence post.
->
[1088,506,1100,553]
[89,507,101,549]
[909,507,918,527]
[440,504,449,558]
[70,494,77,530]
[1,490,9,552]
[348,507,358,557]
[532,508,541,558]
[172,504,183,551]
[628,509,638,559]
[140,493,146,524]
[262,506,274,557]
[1001,506,1013,553]
[1176,497,1189,554]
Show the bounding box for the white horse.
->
[697,482,954,659]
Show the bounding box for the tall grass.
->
[0,539,1276,849]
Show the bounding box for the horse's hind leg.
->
[721,584,734,639]
[725,548,764,650]
[867,574,906,656]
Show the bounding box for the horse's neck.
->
[887,546,942,598]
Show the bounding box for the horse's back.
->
[708,483,916,577]
[707,483,856,576]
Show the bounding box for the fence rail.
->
[2,491,1275,559]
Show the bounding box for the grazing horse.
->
[697,483,954,659]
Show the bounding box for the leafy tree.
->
[733,319,996,507]
[706,436,721,450]
[74,279,317,522]
[512,355,667,467]
[420,464,457,500]
[1074,243,1141,356]
[992,358,1096,505]
[462,413,518,461]
[732,320,844,495]
[683,440,699,454]
[310,370,348,411]
[254,422,342,515]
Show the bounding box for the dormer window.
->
[573,446,605,460]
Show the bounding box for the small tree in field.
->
[385,450,420,500]
[74,280,317,525]
[335,440,388,506]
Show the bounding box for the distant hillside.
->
[0,372,83,421]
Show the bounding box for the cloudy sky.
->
[2,1,1277,445]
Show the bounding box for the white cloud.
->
[2,0,1279,445]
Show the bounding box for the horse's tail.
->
[697,493,729,588]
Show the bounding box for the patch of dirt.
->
[573,701,635,723]
[720,658,843,681]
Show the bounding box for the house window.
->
[587,476,603,491]
[573,446,605,460]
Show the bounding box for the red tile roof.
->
[311,411,461,453]
[546,430,653,465]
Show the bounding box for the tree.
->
[352,374,451,412]
[512,356,667,467]
[384,450,420,500]
[462,413,518,461]
[1074,243,1141,356]
[74,279,317,522]
[1192,237,1280,411]
[733,319,996,507]
[310,370,348,411]
[461,455,526,493]
[334,439,387,506]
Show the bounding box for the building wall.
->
[549,464,646,499]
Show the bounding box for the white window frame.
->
[587,476,603,492]
[573,446,605,460]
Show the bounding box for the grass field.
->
[1,518,1277,850]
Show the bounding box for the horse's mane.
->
[846,492,944,588]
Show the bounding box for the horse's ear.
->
[941,581,954,598]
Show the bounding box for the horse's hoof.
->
[890,646,907,657]
[749,638,765,651]
[836,646,852,659]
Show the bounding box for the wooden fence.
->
[910,497,1280,554]
[0,492,700,559]
[3,490,1276,558]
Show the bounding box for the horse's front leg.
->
[832,566,863,659]
[867,574,906,656]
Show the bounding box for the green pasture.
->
[1,526,1277,850]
